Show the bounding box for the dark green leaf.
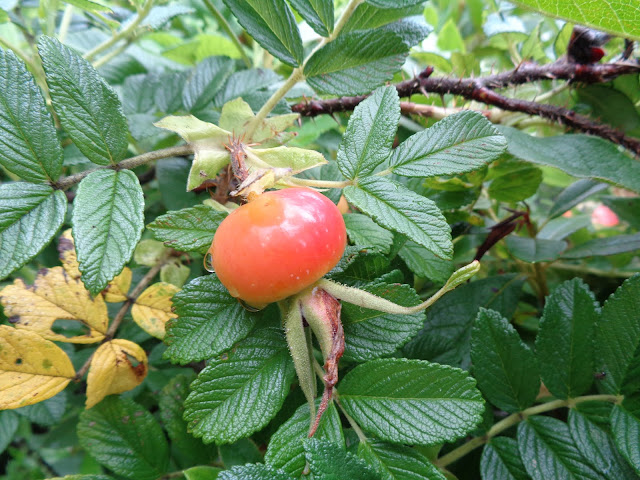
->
[0,183,66,280]
[339,358,484,445]
[561,233,640,259]
[577,85,640,134]
[0,48,62,182]
[304,438,382,480]
[391,111,506,178]
[471,308,539,413]
[344,176,452,260]
[48,476,114,480]
[156,158,200,211]
[398,240,454,284]
[337,86,399,180]
[219,438,262,467]
[265,402,344,477]
[0,411,19,454]
[77,397,169,480]
[343,4,423,32]
[481,437,530,480]
[38,36,128,165]
[602,196,640,230]
[517,416,606,480]
[365,0,427,7]
[139,4,195,28]
[596,275,640,394]
[359,441,446,480]
[403,274,525,368]
[344,214,394,254]
[489,167,542,202]
[184,327,295,444]
[159,375,216,468]
[610,405,640,474]
[568,410,639,479]
[537,215,591,241]
[342,282,425,362]
[156,71,188,113]
[536,279,599,399]
[219,464,292,480]
[548,180,608,219]
[183,56,235,112]
[288,0,333,36]
[328,250,392,286]
[505,237,567,263]
[14,391,66,426]
[214,69,281,107]
[222,0,303,67]
[163,275,259,364]
[72,169,144,294]
[499,126,640,194]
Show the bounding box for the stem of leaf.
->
[335,396,369,444]
[284,177,352,189]
[92,39,132,69]
[202,0,251,68]
[58,4,74,43]
[435,393,623,468]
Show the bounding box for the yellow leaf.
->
[58,229,81,280]
[131,282,179,339]
[85,339,148,408]
[103,268,132,303]
[0,267,108,343]
[0,325,75,409]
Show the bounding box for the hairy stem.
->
[202,0,251,68]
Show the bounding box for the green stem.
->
[436,394,623,468]
[83,0,154,61]
[92,40,131,69]
[335,395,368,444]
[284,177,352,189]
[548,262,638,279]
[202,0,251,68]
[58,4,74,43]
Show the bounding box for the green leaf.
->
[505,237,567,263]
[499,126,640,194]
[471,308,539,413]
[304,438,382,480]
[214,69,281,107]
[183,56,235,112]
[221,0,303,66]
[365,0,427,7]
[218,464,292,480]
[344,214,394,254]
[38,36,129,166]
[489,167,543,202]
[343,4,422,32]
[481,437,530,480]
[156,158,200,211]
[511,0,640,41]
[342,282,425,362]
[577,85,640,135]
[48,476,114,480]
[219,438,262,467]
[288,0,333,36]
[139,4,194,28]
[72,169,144,295]
[0,48,63,182]
[0,410,19,454]
[337,86,399,179]
[159,375,216,468]
[0,183,66,280]
[537,215,591,241]
[568,409,639,479]
[398,240,454,284]
[391,111,506,178]
[14,391,67,426]
[339,358,484,445]
[561,233,640,259]
[328,250,392,286]
[517,416,606,480]
[344,176,452,260]
[148,205,227,255]
[610,405,640,474]
[163,275,259,364]
[403,274,525,368]
[359,441,447,480]
[536,279,599,399]
[265,402,344,477]
[63,0,111,13]
[184,466,222,480]
[77,397,169,480]
[548,180,608,219]
[183,327,295,444]
[602,196,640,230]
[596,275,640,394]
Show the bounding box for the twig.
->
[202,0,251,68]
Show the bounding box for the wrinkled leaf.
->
[131,282,179,339]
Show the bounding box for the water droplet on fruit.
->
[203,252,215,273]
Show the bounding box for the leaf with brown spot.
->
[85,339,148,408]
[103,268,132,303]
[0,267,108,343]
[131,282,179,339]
[0,325,75,409]
[58,228,81,280]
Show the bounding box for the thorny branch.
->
[292,61,640,156]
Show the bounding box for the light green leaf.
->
[365,0,427,7]
[182,56,235,112]
[77,397,169,480]
[63,0,111,13]
[0,183,66,280]
[163,275,259,364]
[148,205,227,255]
[505,236,567,263]
[72,170,144,295]
[139,4,194,28]
[561,233,640,259]
[481,437,530,480]
[0,48,63,182]
[344,213,394,254]
[222,0,303,66]
[304,438,382,480]
[391,111,506,178]
[610,405,640,474]
[344,176,452,260]
[184,327,295,444]
[398,240,454,284]
[339,358,484,445]
[38,36,128,166]
[337,86,399,179]
[471,308,540,413]
[499,126,640,194]
[359,441,446,480]
[288,0,333,36]
[536,279,599,399]
[511,0,640,41]
[343,4,423,32]
[489,167,543,202]
[250,145,327,172]
[184,466,222,480]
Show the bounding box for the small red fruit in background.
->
[591,204,619,227]
[209,187,347,307]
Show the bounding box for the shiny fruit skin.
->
[209,188,347,307]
